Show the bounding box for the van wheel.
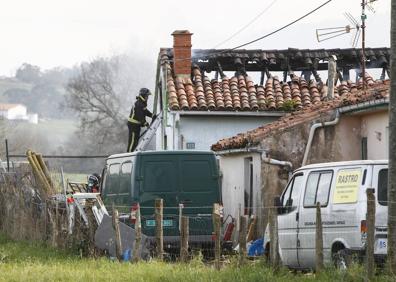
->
[332,249,351,270]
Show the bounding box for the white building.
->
[0,103,38,124]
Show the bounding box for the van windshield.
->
[378,169,388,206]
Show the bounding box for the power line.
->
[172,0,334,62]
[230,0,334,50]
[212,0,279,49]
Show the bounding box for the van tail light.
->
[361,220,367,234]
[130,203,139,224]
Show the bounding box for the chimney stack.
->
[172,30,193,77]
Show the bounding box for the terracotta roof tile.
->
[211,82,390,151]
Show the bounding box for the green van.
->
[100,150,222,250]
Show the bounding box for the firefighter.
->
[127,88,153,152]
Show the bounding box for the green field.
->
[0,234,394,282]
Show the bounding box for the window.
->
[119,162,132,194]
[378,169,388,206]
[280,174,303,213]
[104,163,120,195]
[143,161,176,192]
[181,160,214,192]
[304,171,333,207]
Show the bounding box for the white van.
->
[264,160,388,269]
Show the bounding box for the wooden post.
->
[366,189,376,279]
[155,198,163,260]
[112,204,122,261]
[239,215,247,265]
[315,202,324,272]
[180,216,189,262]
[212,203,221,270]
[132,204,141,263]
[247,215,257,242]
[269,200,280,269]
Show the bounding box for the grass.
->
[0,233,395,282]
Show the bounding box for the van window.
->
[378,169,388,206]
[181,160,213,192]
[143,161,176,192]
[281,174,303,212]
[119,162,132,194]
[104,163,120,194]
[304,171,333,207]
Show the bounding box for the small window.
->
[104,163,120,195]
[378,169,388,206]
[304,171,333,207]
[119,162,132,194]
[280,174,303,213]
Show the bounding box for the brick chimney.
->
[172,30,193,77]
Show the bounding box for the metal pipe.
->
[261,157,292,169]
[5,139,9,172]
[302,110,340,166]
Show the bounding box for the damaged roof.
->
[211,80,390,152]
[160,47,390,112]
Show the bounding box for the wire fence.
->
[0,166,393,273]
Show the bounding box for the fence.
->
[0,165,391,274]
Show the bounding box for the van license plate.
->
[146,219,173,227]
[375,238,387,254]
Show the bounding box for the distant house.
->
[152,30,390,152]
[0,103,38,124]
[212,79,390,238]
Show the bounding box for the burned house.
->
[152,30,390,153]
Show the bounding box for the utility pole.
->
[388,0,396,273]
[361,0,367,90]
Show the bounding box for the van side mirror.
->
[274,196,283,214]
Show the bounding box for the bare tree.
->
[66,54,154,154]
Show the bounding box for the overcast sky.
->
[0,0,390,76]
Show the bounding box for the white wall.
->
[174,115,278,151]
[7,105,27,119]
[361,110,389,159]
[219,153,261,235]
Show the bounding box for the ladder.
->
[134,111,163,152]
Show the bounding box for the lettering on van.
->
[333,169,362,204]
[304,220,346,226]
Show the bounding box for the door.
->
[297,170,333,269]
[372,164,388,255]
[179,154,220,236]
[278,173,304,268]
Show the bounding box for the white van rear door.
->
[277,173,304,268]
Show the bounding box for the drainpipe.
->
[301,109,340,167]
[261,156,293,170]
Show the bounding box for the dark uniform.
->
[127,88,153,152]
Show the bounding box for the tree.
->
[388,0,396,273]
[15,63,41,83]
[66,54,154,154]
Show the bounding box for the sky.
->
[0,0,391,76]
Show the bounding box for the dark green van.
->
[100,150,221,249]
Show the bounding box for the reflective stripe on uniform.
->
[128,117,141,124]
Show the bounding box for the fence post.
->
[315,202,324,272]
[212,203,221,270]
[132,203,141,263]
[112,204,122,261]
[155,198,163,260]
[247,215,257,242]
[5,139,9,172]
[366,188,376,279]
[269,199,280,269]
[180,216,189,262]
[239,215,248,265]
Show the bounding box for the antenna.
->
[315,0,379,90]
[316,13,360,47]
